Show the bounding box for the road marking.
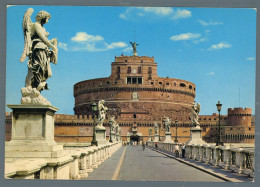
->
[111,146,127,180]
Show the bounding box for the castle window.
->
[249,128,251,130]
[174,82,177,86]
[159,82,162,85]
[180,83,186,87]
[117,67,120,73]
[189,85,192,89]
[107,81,110,84]
[125,60,127,62]
[138,77,142,84]
[138,67,142,74]
[115,81,117,84]
[148,67,152,74]
[127,67,131,73]
[148,74,152,80]
[127,77,131,84]
[127,77,143,84]
[132,77,137,84]
[133,114,137,119]
[230,128,233,130]
[151,82,154,85]
[166,82,169,85]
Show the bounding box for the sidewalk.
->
[147,146,253,182]
[84,146,126,180]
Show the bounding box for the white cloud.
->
[207,41,231,51]
[140,7,173,16]
[106,42,128,49]
[119,7,191,21]
[193,37,208,44]
[206,72,215,76]
[58,42,68,50]
[123,47,132,52]
[71,32,104,42]
[198,19,223,26]
[172,9,191,20]
[170,33,201,41]
[247,57,255,61]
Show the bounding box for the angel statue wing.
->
[20,8,34,62]
[197,103,201,115]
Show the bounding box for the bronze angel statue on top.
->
[190,102,201,127]
[20,8,58,92]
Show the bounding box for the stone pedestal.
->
[5,104,64,158]
[186,126,206,145]
[95,127,107,145]
[164,132,174,143]
[154,134,159,142]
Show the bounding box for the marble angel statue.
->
[97,100,108,127]
[190,102,201,127]
[154,121,158,135]
[109,116,117,132]
[164,117,171,132]
[20,8,58,92]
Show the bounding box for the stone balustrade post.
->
[223,148,231,170]
[79,154,88,178]
[236,149,245,174]
[69,155,80,179]
[86,150,93,172]
[205,146,211,163]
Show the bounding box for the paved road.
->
[86,145,225,181]
[117,146,224,182]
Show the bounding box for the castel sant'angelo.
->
[5,44,255,144]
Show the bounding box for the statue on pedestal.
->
[20,8,58,105]
[154,121,158,135]
[164,117,171,132]
[190,102,201,127]
[109,116,117,132]
[148,128,152,136]
[97,100,108,128]
[130,41,139,57]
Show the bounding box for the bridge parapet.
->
[5,142,121,179]
[147,141,254,178]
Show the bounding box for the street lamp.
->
[91,102,98,146]
[109,122,113,143]
[216,101,224,146]
[174,120,178,143]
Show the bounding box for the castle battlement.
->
[228,108,252,116]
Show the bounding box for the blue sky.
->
[6,6,256,115]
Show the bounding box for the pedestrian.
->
[182,144,186,158]
[175,144,180,157]
[155,142,158,149]
[142,142,145,151]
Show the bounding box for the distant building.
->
[5,54,255,144]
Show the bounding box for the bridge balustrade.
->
[5,142,122,179]
[146,141,254,178]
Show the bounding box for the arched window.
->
[180,83,186,87]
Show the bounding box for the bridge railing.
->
[147,141,254,178]
[5,142,122,179]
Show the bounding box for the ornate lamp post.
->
[174,120,178,143]
[109,122,113,143]
[216,101,224,146]
[91,102,98,146]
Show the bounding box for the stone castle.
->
[5,55,255,144]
